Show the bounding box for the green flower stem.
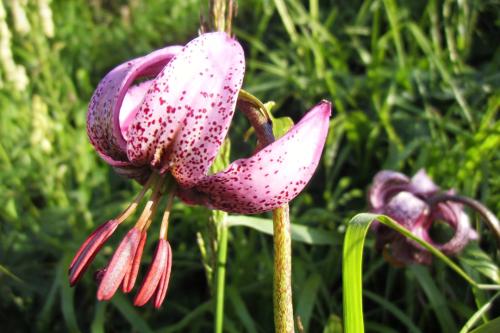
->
[214,213,228,333]
[207,2,235,332]
[273,205,294,333]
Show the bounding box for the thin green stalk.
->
[208,2,234,332]
[214,214,229,333]
[273,205,294,333]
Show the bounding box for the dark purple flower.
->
[369,169,477,265]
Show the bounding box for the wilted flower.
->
[70,32,330,307]
[369,169,477,265]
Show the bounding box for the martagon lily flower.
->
[69,32,331,308]
[369,169,477,265]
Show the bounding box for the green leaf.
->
[469,316,500,333]
[363,291,421,333]
[323,314,343,333]
[90,302,107,333]
[410,266,457,332]
[226,215,337,245]
[296,273,322,330]
[210,138,231,174]
[157,301,212,333]
[272,116,294,139]
[227,287,258,333]
[59,258,81,333]
[460,292,500,333]
[459,243,500,284]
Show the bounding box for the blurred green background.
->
[1,0,499,332]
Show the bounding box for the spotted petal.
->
[87,46,181,164]
[193,101,331,214]
[126,32,245,188]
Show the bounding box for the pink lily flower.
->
[70,32,331,307]
[369,169,477,265]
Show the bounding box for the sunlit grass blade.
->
[342,213,500,333]
[458,243,500,284]
[469,316,500,333]
[226,215,338,245]
[460,292,500,333]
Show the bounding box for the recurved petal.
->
[69,220,119,286]
[425,201,476,255]
[382,191,428,231]
[410,169,440,197]
[87,46,181,163]
[379,191,431,259]
[126,32,245,188]
[193,101,331,214]
[97,227,141,301]
[134,239,169,306]
[368,170,410,210]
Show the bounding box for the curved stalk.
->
[238,96,295,332]
[428,193,500,248]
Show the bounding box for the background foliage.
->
[0,0,499,332]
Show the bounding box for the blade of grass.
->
[296,273,322,331]
[460,292,500,333]
[226,215,338,245]
[469,316,500,333]
[364,290,422,333]
[407,22,475,129]
[59,258,81,333]
[227,286,258,333]
[273,0,298,43]
[157,301,212,333]
[110,294,154,333]
[410,265,457,332]
[90,302,107,333]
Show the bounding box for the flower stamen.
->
[116,172,159,224]
[134,175,165,231]
[159,187,176,240]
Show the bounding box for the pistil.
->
[134,175,165,231]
